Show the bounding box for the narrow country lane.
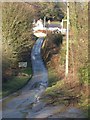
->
[2,38,48,118]
[1,38,86,119]
[21,37,48,91]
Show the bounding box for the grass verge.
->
[2,67,32,97]
[43,80,81,105]
[48,68,60,87]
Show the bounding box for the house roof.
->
[47,24,61,28]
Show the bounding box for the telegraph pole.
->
[44,16,46,27]
[65,1,69,77]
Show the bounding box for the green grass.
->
[3,67,32,97]
[0,92,2,99]
[88,105,90,118]
[78,97,89,118]
[48,68,60,87]
[43,80,69,105]
[78,65,89,85]
[19,67,32,75]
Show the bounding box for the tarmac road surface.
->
[2,37,48,118]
